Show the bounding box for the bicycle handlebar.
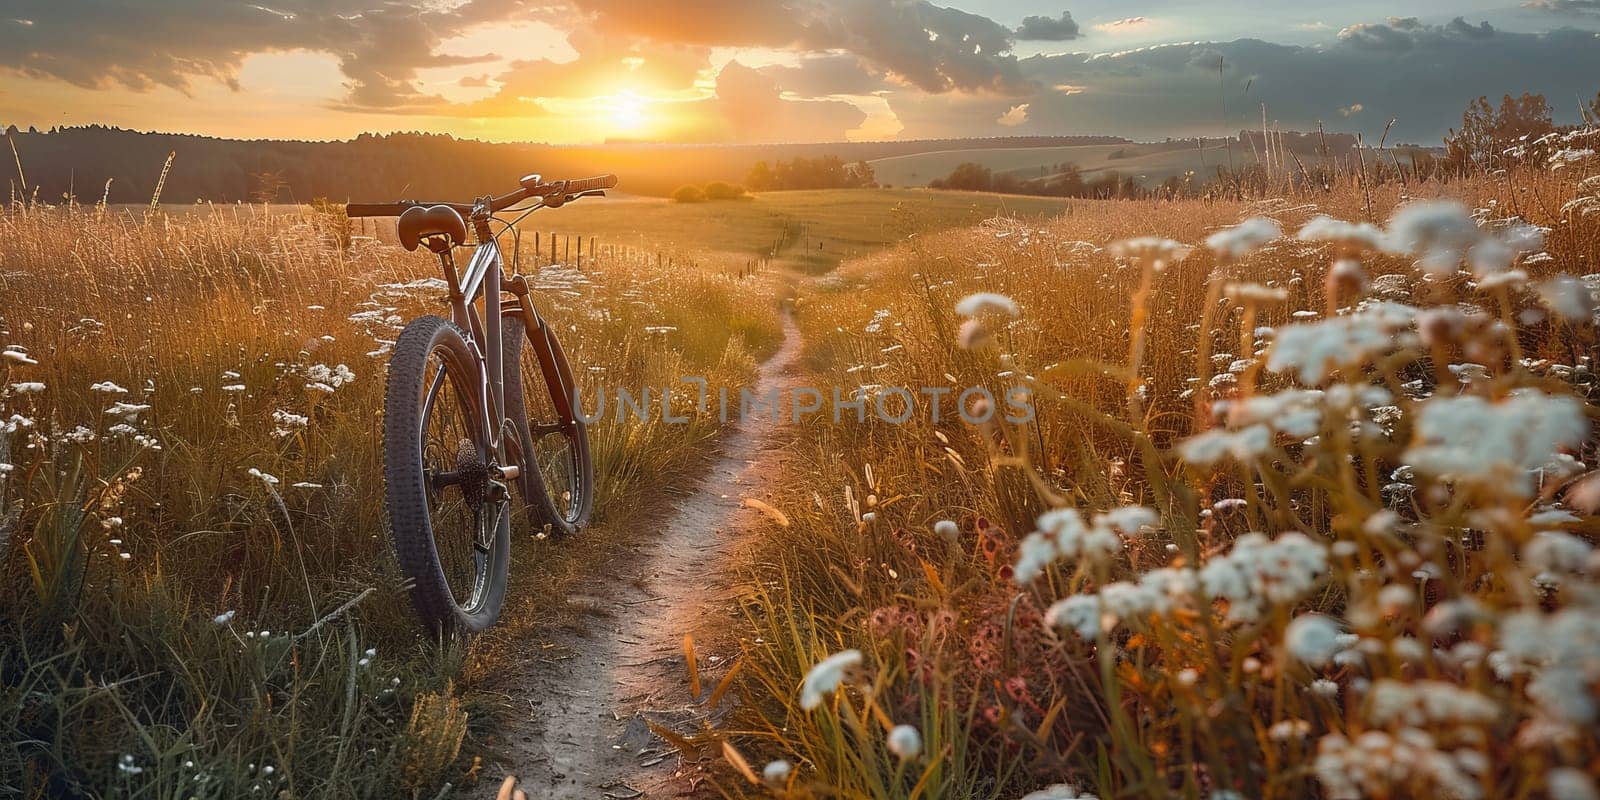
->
[345,173,618,218]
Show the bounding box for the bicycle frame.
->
[427,200,575,475]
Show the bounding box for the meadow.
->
[3,128,1600,800]
[0,202,782,796]
[709,131,1600,798]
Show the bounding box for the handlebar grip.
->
[563,175,618,193]
[345,202,409,217]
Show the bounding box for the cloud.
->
[801,0,1030,93]
[1339,103,1364,116]
[1337,16,1495,52]
[917,23,1600,142]
[1523,0,1600,15]
[1015,12,1080,42]
[997,103,1029,126]
[1093,17,1148,32]
[0,0,527,110]
[757,53,889,97]
[669,60,867,142]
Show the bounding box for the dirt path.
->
[485,312,804,799]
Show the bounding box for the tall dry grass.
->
[0,202,781,796]
[713,134,1600,798]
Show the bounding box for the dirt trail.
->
[486,312,804,799]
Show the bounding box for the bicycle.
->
[347,172,615,632]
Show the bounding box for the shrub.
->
[671,184,706,203]
[704,181,746,201]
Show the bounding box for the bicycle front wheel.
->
[383,315,510,633]
[502,309,594,537]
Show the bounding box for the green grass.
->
[868,142,1237,188]
[481,189,1074,274]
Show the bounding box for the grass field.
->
[7,131,1600,799]
[482,189,1075,273]
[707,136,1600,798]
[868,142,1236,188]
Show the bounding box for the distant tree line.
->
[744,156,877,191]
[1443,91,1600,169]
[0,125,1130,205]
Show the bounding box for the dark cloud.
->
[802,0,1030,93]
[0,0,536,109]
[1337,16,1496,52]
[758,53,889,97]
[982,23,1599,143]
[1015,12,1080,42]
[1523,0,1600,16]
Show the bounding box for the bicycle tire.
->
[501,310,594,536]
[383,315,510,633]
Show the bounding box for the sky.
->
[1,0,1598,145]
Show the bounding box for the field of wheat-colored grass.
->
[708,134,1600,798]
[0,203,781,797]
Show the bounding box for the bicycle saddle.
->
[397,205,467,253]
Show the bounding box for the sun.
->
[608,90,648,132]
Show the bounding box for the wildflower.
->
[886,724,922,759]
[272,410,309,437]
[246,467,280,486]
[1310,679,1339,698]
[799,649,862,710]
[1046,594,1104,639]
[214,610,236,625]
[762,759,792,786]
[1549,768,1599,800]
[1108,237,1192,271]
[1206,217,1282,261]
[105,401,151,419]
[1382,200,1480,274]
[1020,783,1098,800]
[1524,531,1592,575]
[90,381,128,394]
[1406,390,1587,495]
[1098,506,1157,538]
[8,382,44,393]
[1297,215,1384,249]
[1177,425,1273,465]
[957,318,992,349]
[1367,680,1498,727]
[1285,614,1342,667]
[1,348,38,365]
[954,292,1019,317]
[117,754,143,775]
[1199,532,1328,622]
[1266,301,1416,384]
[932,519,960,544]
[222,384,246,393]
[1538,275,1595,322]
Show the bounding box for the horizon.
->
[3,2,1598,146]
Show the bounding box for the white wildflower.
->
[90,381,128,394]
[1266,302,1416,384]
[1,349,38,365]
[1178,425,1273,465]
[886,724,922,760]
[8,382,44,393]
[1206,217,1282,260]
[1549,768,1599,800]
[800,649,862,710]
[954,293,1018,317]
[1020,784,1097,800]
[1406,390,1587,495]
[105,401,151,419]
[246,467,280,486]
[1108,237,1192,271]
[1297,215,1384,249]
[1046,594,1104,639]
[1538,275,1595,322]
[1382,200,1481,274]
[214,610,236,625]
[1285,614,1342,667]
[762,760,792,786]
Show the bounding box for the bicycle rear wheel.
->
[383,315,510,633]
[502,309,594,536]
